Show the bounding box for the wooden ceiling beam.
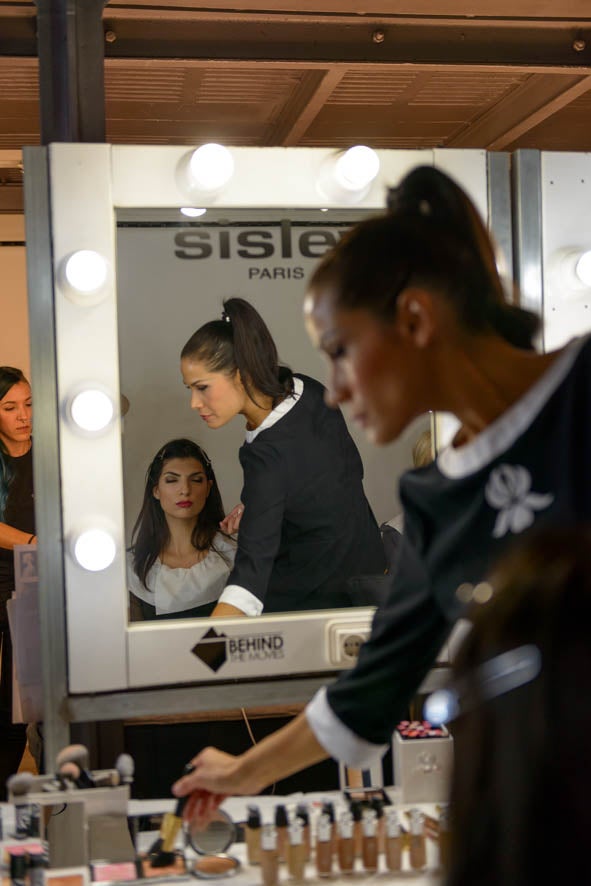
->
[447,73,591,149]
[268,67,346,145]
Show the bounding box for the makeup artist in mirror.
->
[127,438,236,620]
[173,164,591,818]
[180,297,386,618]
[0,367,35,793]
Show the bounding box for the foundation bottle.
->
[409,808,426,871]
[245,804,262,865]
[295,804,311,862]
[370,798,386,854]
[350,800,363,858]
[260,824,279,886]
[361,809,378,873]
[275,804,289,863]
[336,811,355,875]
[384,807,402,872]
[321,801,338,855]
[287,820,306,883]
[315,813,333,878]
[438,805,450,871]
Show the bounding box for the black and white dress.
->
[307,334,591,766]
[218,374,386,615]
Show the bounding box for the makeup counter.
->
[1,789,445,886]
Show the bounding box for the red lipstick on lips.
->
[176,501,193,508]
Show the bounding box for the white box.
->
[392,727,453,804]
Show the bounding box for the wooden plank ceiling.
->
[1,1,591,210]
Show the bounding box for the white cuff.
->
[218,584,264,617]
[305,686,389,768]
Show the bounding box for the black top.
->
[227,374,386,612]
[0,445,35,615]
[324,335,591,745]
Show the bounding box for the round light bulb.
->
[334,146,380,192]
[575,250,591,287]
[180,207,207,218]
[70,389,114,433]
[64,250,109,294]
[188,144,234,193]
[423,689,459,726]
[73,528,116,572]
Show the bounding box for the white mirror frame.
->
[38,144,489,700]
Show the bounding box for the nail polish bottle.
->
[370,797,386,854]
[287,820,306,883]
[245,804,262,865]
[315,813,333,878]
[275,804,289,862]
[295,804,311,862]
[260,824,279,886]
[409,808,426,871]
[438,805,450,871]
[321,801,338,855]
[337,811,355,875]
[384,807,402,872]
[349,800,363,858]
[361,809,378,873]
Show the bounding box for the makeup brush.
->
[6,772,35,837]
[147,764,195,868]
[55,744,95,789]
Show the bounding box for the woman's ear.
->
[153,486,160,501]
[395,287,436,347]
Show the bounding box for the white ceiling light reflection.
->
[180,207,207,218]
[70,389,115,434]
[72,528,117,573]
[317,145,380,204]
[60,250,110,304]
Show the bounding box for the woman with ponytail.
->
[173,165,591,823]
[180,297,385,617]
[0,366,34,792]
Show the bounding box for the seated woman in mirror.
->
[180,298,386,618]
[127,438,235,621]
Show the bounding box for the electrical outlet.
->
[326,616,372,665]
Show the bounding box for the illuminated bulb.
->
[575,250,591,287]
[188,144,234,193]
[70,389,114,433]
[423,689,459,726]
[180,207,207,218]
[64,250,109,294]
[73,528,116,572]
[334,146,380,192]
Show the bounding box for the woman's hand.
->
[219,503,244,535]
[172,747,257,828]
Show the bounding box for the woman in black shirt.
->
[180,297,385,617]
[0,366,35,794]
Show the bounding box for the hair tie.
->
[221,310,231,324]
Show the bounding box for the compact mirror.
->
[185,809,241,879]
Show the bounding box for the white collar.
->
[245,376,304,443]
[437,336,585,479]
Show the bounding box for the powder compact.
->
[184,808,241,879]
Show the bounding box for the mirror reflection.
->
[117,208,429,624]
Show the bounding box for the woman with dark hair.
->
[180,296,385,617]
[439,527,591,884]
[0,366,35,792]
[127,438,235,620]
[172,164,591,816]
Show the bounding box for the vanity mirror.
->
[24,144,493,719]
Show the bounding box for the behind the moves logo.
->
[192,627,285,673]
